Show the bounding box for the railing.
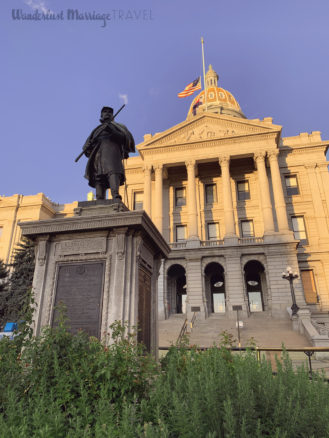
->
[238,237,264,245]
[200,239,224,247]
[158,346,329,379]
[169,237,265,250]
[169,242,187,249]
[176,312,197,344]
[190,311,197,330]
[176,318,188,343]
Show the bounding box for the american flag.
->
[177,77,201,98]
[192,98,203,115]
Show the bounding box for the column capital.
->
[185,159,196,169]
[254,151,266,162]
[218,155,230,166]
[143,164,152,172]
[304,163,317,170]
[267,149,279,160]
[154,163,163,172]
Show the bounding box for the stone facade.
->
[19,206,169,355]
[119,67,329,321]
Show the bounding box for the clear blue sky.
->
[2,0,329,204]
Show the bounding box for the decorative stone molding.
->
[140,116,278,147]
[254,151,266,161]
[115,227,128,260]
[218,155,230,165]
[165,259,187,273]
[201,256,226,271]
[55,237,107,256]
[138,132,280,158]
[19,211,170,258]
[143,164,152,172]
[37,236,49,266]
[185,159,196,168]
[267,149,279,159]
[154,163,163,171]
[304,163,317,170]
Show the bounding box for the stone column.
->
[306,163,329,241]
[186,160,199,239]
[254,152,275,234]
[143,165,152,217]
[219,156,236,237]
[268,150,289,232]
[154,164,163,234]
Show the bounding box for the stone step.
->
[158,315,188,346]
[189,314,311,349]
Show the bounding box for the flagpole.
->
[201,37,207,111]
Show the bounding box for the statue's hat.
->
[101,106,113,114]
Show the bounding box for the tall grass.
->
[0,320,328,437]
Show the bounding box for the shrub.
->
[0,321,328,437]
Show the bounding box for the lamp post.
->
[282,266,299,316]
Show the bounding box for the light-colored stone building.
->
[1,65,329,340]
[0,193,77,264]
[120,65,329,325]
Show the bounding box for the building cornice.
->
[139,131,280,160]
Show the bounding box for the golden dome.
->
[187,65,246,119]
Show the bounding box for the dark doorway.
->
[244,260,266,312]
[167,264,187,315]
[204,263,225,314]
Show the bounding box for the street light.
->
[282,266,299,316]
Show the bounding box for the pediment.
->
[139,114,281,148]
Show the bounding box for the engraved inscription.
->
[138,267,152,352]
[52,262,104,338]
[57,238,106,256]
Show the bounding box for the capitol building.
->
[1,65,329,345]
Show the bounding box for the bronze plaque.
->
[53,262,104,338]
[138,267,152,352]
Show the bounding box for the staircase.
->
[158,314,187,347]
[159,313,311,349]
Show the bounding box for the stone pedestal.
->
[19,201,169,356]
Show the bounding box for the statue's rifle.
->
[74,104,126,163]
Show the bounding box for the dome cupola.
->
[187,65,246,119]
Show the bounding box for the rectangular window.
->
[0,227,3,238]
[176,225,186,242]
[207,222,219,240]
[285,175,299,196]
[133,192,143,210]
[237,180,250,201]
[301,270,318,304]
[175,187,186,207]
[292,216,307,243]
[241,220,254,237]
[205,184,217,204]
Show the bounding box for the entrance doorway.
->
[167,264,187,315]
[204,263,226,314]
[244,260,266,312]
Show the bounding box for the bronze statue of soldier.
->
[78,106,135,201]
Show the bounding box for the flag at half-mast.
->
[177,77,201,98]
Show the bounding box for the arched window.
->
[167,264,186,315]
[244,260,266,312]
[204,263,225,314]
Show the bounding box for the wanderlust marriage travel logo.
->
[12,8,154,27]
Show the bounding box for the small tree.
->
[0,259,9,327]
[6,237,35,323]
